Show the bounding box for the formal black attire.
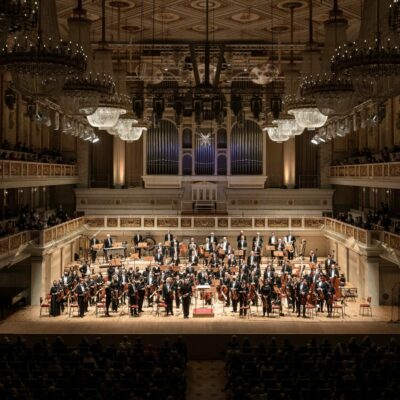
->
[180,283,192,318]
[239,284,249,316]
[90,238,99,263]
[75,283,86,317]
[162,283,174,316]
[133,233,143,256]
[296,282,308,317]
[103,237,113,260]
[105,286,112,316]
[230,280,240,312]
[260,283,272,317]
[50,285,61,316]
[128,283,138,316]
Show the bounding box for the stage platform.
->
[0,301,398,337]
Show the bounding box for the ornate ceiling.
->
[55,0,361,50]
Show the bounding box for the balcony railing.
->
[0,231,32,258]
[39,217,85,246]
[0,160,78,179]
[329,162,400,179]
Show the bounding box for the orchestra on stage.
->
[46,230,346,319]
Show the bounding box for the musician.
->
[218,236,229,255]
[105,281,112,317]
[170,237,180,259]
[252,232,263,254]
[238,267,249,284]
[209,252,219,268]
[75,278,87,318]
[90,235,99,263]
[154,248,164,265]
[236,230,246,242]
[247,250,260,269]
[221,272,231,307]
[110,276,120,313]
[325,279,335,317]
[237,234,247,258]
[188,237,198,257]
[103,234,113,260]
[204,237,213,253]
[260,279,272,317]
[208,232,218,246]
[107,265,115,282]
[249,270,259,306]
[162,277,174,316]
[316,276,327,313]
[230,276,240,312]
[170,252,180,266]
[309,250,317,264]
[196,269,210,285]
[296,278,308,318]
[268,232,278,257]
[281,261,292,276]
[132,232,143,257]
[127,279,138,316]
[185,263,197,276]
[189,250,199,266]
[79,261,91,278]
[284,232,296,260]
[61,271,72,288]
[276,238,285,266]
[325,254,336,275]
[179,277,192,319]
[50,280,61,317]
[263,264,275,284]
[239,280,249,317]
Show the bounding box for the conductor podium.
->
[193,284,215,318]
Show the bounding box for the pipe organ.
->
[146,119,179,175]
[231,119,263,175]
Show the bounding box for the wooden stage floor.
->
[1,300,399,336]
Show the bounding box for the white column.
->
[31,256,45,306]
[361,255,380,306]
[283,138,295,188]
[113,136,126,188]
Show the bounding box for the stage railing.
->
[329,162,400,179]
[0,160,78,179]
[39,217,85,246]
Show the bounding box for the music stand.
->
[138,242,148,257]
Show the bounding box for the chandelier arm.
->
[213,44,225,87]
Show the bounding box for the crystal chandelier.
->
[85,0,127,129]
[0,0,38,48]
[331,0,400,102]
[286,0,327,130]
[118,126,147,142]
[300,0,355,116]
[60,1,115,116]
[0,0,86,98]
[272,113,303,137]
[263,123,290,143]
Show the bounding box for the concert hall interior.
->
[1,0,400,399]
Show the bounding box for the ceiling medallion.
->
[107,1,134,10]
[192,24,218,33]
[190,0,221,10]
[268,25,290,33]
[122,25,142,33]
[153,12,180,23]
[231,12,260,23]
[277,1,307,11]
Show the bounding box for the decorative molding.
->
[231,218,252,228]
[157,218,179,228]
[120,217,141,227]
[268,218,289,228]
[194,218,215,228]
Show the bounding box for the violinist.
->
[209,252,220,268]
[260,279,272,317]
[50,280,61,317]
[263,264,275,284]
[145,271,157,307]
[105,281,112,317]
[162,277,175,316]
[230,276,240,313]
[221,272,231,307]
[179,277,192,319]
[325,278,335,317]
[128,279,139,317]
[189,250,199,266]
[61,271,72,288]
[316,275,327,313]
[239,280,249,317]
[247,250,260,269]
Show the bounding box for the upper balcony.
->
[328,162,400,189]
[0,160,79,188]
